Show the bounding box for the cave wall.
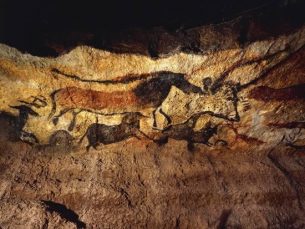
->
[0,1,305,228]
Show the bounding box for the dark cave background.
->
[0,0,304,56]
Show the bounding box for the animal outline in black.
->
[9,105,39,144]
[50,70,204,129]
[49,48,286,132]
[15,46,294,147]
[79,112,149,151]
[10,95,48,144]
[154,114,220,151]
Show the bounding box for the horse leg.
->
[134,129,154,141]
[86,144,92,152]
[86,124,101,151]
[187,141,195,151]
[86,137,100,151]
[155,136,169,146]
[92,143,99,150]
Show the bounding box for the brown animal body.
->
[49,48,290,131]
[56,87,144,112]
[50,70,204,128]
[249,83,305,101]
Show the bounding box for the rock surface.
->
[0,16,305,228]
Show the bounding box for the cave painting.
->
[49,70,203,129]
[1,26,305,149]
[79,112,148,151]
[15,70,238,149]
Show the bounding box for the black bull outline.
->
[16,47,294,146]
[48,48,285,131]
[49,70,241,132]
[49,70,204,130]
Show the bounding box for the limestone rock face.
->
[0,17,305,228]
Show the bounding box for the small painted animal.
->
[154,114,219,151]
[79,112,147,151]
[10,105,39,144]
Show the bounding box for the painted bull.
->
[12,43,300,145]
[48,48,287,133]
[49,70,204,130]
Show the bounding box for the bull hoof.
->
[52,117,59,125]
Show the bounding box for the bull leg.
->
[159,108,171,126]
[152,109,158,128]
[52,108,73,125]
[152,107,171,129]
[192,137,213,147]
[68,109,82,131]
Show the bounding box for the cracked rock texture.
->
[0,14,305,229]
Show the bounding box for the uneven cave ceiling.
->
[0,0,305,56]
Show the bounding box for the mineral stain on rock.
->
[249,83,305,101]
[268,122,305,129]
